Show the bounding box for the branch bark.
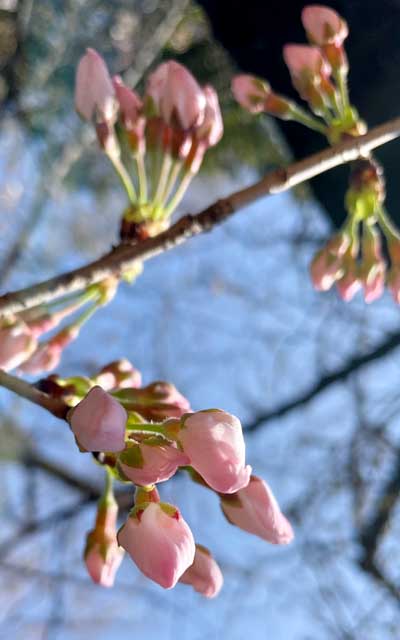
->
[1,116,400,316]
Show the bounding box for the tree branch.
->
[1,116,400,316]
[359,448,400,566]
[0,369,68,418]
[246,330,400,431]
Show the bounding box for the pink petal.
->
[221,476,294,544]
[70,386,127,452]
[179,545,223,598]
[118,502,195,589]
[179,410,250,493]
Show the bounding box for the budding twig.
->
[1,116,400,316]
[0,369,68,418]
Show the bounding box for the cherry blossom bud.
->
[195,85,223,148]
[75,48,117,124]
[19,327,79,375]
[118,501,195,589]
[118,437,190,486]
[19,342,62,374]
[69,386,127,452]
[302,5,349,47]
[361,227,386,304]
[336,263,361,302]
[220,476,294,544]
[310,232,349,291]
[283,45,333,110]
[283,44,331,81]
[232,75,294,120]
[232,75,272,114]
[179,544,223,598]
[363,263,385,304]
[95,121,120,157]
[0,318,37,371]
[146,61,206,130]
[113,381,191,421]
[178,410,251,494]
[95,359,142,391]
[84,500,124,587]
[113,76,145,154]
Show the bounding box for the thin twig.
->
[0,369,67,418]
[0,116,399,316]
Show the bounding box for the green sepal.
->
[159,502,179,518]
[119,444,144,469]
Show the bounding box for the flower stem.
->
[289,105,327,135]
[377,205,400,241]
[160,159,183,207]
[136,153,148,203]
[335,69,350,116]
[109,154,137,204]
[153,152,173,210]
[164,171,194,218]
[126,417,166,436]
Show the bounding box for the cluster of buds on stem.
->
[310,157,400,303]
[43,359,295,595]
[75,50,223,242]
[0,278,118,375]
[232,4,400,304]
[232,5,362,140]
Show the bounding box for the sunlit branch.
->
[0,116,399,316]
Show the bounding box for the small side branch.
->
[0,370,68,418]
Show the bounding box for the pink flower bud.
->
[361,228,386,303]
[232,75,293,119]
[283,44,333,109]
[310,232,349,291]
[95,359,142,391]
[0,318,37,371]
[85,542,123,588]
[179,544,223,598]
[75,48,117,123]
[336,267,361,302]
[70,386,127,452]
[363,265,385,303]
[283,44,331,80]
[19,327,79,375]
[113,76,145,154]
[114,381,191,421]
[231,75,271,114]
[84,500,124,588]
[118,501,195,589]
[19,342,62,374]
[302,5,348,46]
[178,410,251,494]
[220,476,294,544]
[118,437,190,486]
[195,85,223,148]
[146,61,206,130]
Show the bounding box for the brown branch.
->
[245,330,400,432]
[359,448,400,567]
[0,370,68,418]
[1,116,400,316]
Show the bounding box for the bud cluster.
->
[310,158,400,303]
[0,279,117,375]
[75,50,223,242]
[232,5,400,305]
[232,5,359,138]
[44,359,296,595]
